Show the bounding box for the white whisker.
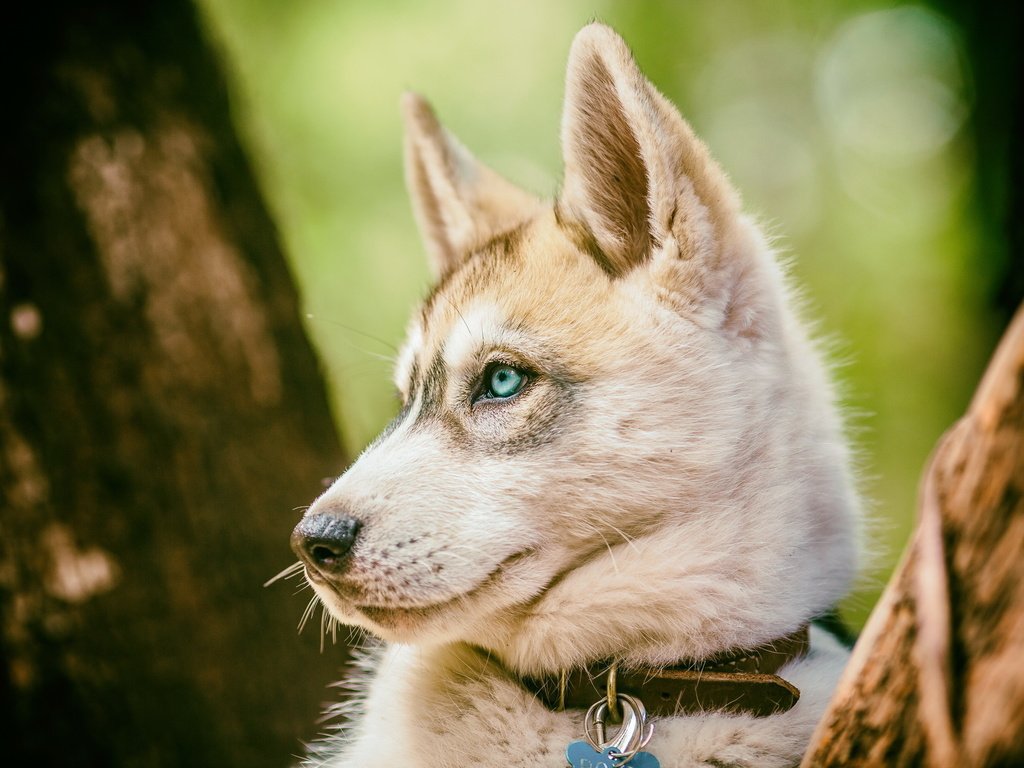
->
[594,528,619,574]
[264,560,305,587]
[297,595,320,634]
[604,522,640,553]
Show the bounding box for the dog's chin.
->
[311,549,546,644]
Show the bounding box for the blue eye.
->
[485,364,526,400]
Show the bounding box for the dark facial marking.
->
[406,343,579,458]
[399,358,421,405]
[420,222,528,320]
[415,351,449,421]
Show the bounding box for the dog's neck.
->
[468,605,813,681]
[463,543,827,679]
[462,623,811,719]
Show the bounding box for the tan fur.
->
[403,92,543,279]
[297,23,860,768]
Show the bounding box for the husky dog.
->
[291,23,860,768]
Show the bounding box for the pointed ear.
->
[402,93,541,279]
[559,24,740,277]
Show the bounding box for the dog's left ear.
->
[402,93,541,280]
[560,24,742,283]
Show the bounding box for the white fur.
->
[294,22,861,768]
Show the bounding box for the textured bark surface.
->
[803,305,1024,767]
[0,2,350,766]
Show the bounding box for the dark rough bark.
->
[802,304,1024,767]
[0,2,349,766]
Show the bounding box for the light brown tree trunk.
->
[0,2,350,765]
[803,304,1024,767]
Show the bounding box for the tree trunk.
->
[0,2,350,766]
[802,304,1024,767]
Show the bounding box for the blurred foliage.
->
[196,0,1003,627]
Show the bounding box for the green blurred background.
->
[195,0,1013,626]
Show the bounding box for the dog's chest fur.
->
[310,627,848,768]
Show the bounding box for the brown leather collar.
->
[523,625,810,718]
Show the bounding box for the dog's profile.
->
[290,22,861,768]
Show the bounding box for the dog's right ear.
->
[402,93,541,280]
[559,24,740,280]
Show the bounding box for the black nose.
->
[291,513,361,573]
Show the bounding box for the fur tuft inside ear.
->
[559,23,741,279]
[402,93,541,279]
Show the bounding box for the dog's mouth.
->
[343,548,536,626]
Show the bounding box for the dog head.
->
[293,23,860,674]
